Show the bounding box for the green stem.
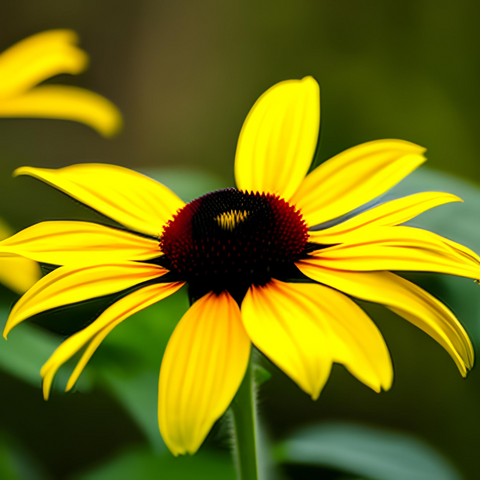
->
[231,357,259,480]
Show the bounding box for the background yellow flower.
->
[0,30,122,137]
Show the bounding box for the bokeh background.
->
[0,1,479,479]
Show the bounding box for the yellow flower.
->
[0,30,122,136]
[0,77,477,455]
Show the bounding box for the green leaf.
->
[0,441,18,480]
[141,167,227,203]
[101,370,166,453]
[274,422,461,480]
[74,447,236,480]
[0,433,48,480]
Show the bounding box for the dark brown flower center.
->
[160,188,309,297]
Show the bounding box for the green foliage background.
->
[0,1,479,479]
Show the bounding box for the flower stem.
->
[231,357,259,480]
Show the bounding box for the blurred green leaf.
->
[75,447,236,480]
[274,422,461,480]
[141,167,227,203]
[101,370,166,453]
[0,433,47,480]
[0,442,17,480]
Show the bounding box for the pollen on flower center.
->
[214,209,249,231]
[160,188,308,294]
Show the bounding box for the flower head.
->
[0,77,477,455]
[0,30,122,136]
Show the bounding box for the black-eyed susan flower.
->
[0,77,477,456]
[0,29,122,136]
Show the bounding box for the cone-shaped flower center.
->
[161,188,308,295]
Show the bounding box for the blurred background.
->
[0,1,479,479]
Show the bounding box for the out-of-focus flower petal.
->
[0,86,122,137]
[0,30,87,99]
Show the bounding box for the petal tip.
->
[300,75,320,92]
[310,390,321,401]
[13,166,33,178]
[42,379,51,401]
[99,108,124,138]
[382,378,394,392]
[449,194,464,203]
[2,320,14,339]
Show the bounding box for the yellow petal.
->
[309,192,462,244]
[0,257,41,294]
[242,280,392,397]
[0,218,41,293]
[0,86,122,137]
[241,280,331,399]
[0,221,161,265]
[15,164,185,237]
[234,76,320,200]
[0,30,87,99]
[40,281,184,400]
[297,262,474,376]
[159,291,251,455]
[4,262,167,338]
[309,226,480,280]
[291,139,426,227]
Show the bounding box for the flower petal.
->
[0,257,41,294]
[0,218,41,293]
[309,192,462,244]
[40,281,184,400]
[309,226,480,279]
[4,262,167,338]
[242,280,392,397]
[291,139,426,227]
[0,221,161,265]
[242,280,332,399]
[234,76,320,200]
[159,291,251,455]
[0,86,122,137]
[297,262,474,376]
[14,164,185,237]
[0,30,87,99]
